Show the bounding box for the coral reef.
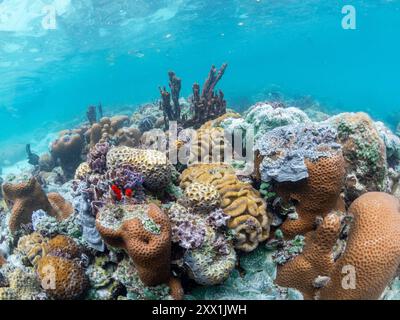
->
[181,163,271,252]
[276,192,400,300]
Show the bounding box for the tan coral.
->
[277,153,346,238]
[277,192,400,300]
[180,163,271,252]
[45,235,81,260]
[47,193,74,220]
[182,182,220,214]
[0,268,41,300]
[37,255,88,300]
[17,232,47,266]
[106,146,172,191]
[115,127,141,147]
[96,203,183,299]
[74,162,91,180]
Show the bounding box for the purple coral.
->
[105,164,144,190]
[172,221,206,250]
[87,142,110,174]
[206,208,230,229]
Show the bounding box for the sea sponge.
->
[327,112,388,202]
[17,232,47,266]
[50,132,84,176]
[74,162,91,180]
[45,235,81,260]
[106,146,172,191]
[182,182,220,214]
[2,178,57,233]
[37,255,88,300]
[276,192,400,300]
[180,163,271,252]
[96,203,182,299]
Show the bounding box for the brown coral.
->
[115,127,141,147]
[277,192,400,300]
[37,255,88,300]
[45,235,81,260]
[277,153,346,238]
[96,203,182,299]
[2,178,73,233]
[180,163,271,252]
[51,132,84,176]
[17,232,47,266]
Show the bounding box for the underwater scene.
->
[0,0,399,302]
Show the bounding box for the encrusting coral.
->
[2,178,73,233]
[180,163,271,252]
[277,192,400,300]
[95,203,183,300]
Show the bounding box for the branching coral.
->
[159,64,227,129]
[96,203,183,300]
[276,192,400,300]
[180,163,271,252]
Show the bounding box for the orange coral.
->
[2,178,57,233]
[96,203,182,299]
[47,193,74,220]
[276,192,400,300]
[2,178,73,233]
[277,153,346,238]
[37,255,88,300]
[45,235,81,260]
[180,163,271,252]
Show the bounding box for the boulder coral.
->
[95,203,183,300]
[106,146,172,191]
[2,178,73,233]
[182,182,221,214]
[327,112,388,202]
[180,163,271,252]
[277,192,400,300]
[255,124,346,238]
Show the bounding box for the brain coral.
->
[96,203,183,299]
[326,112,388,202]
[37,255,88,300]
[254,124,345,238]
[277,192,400,300]
[182,182,221,214]
[2,178,57,233]
[106,146,172,191]
[45,235,81,260]
[180,163,271,252]
[74,162,91,180]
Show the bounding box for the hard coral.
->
[2,178,57,233]
[96,203,182,299]
[106,146,172,192]
[37,255,88,300]
[45,235,81,260]
[277,192,400,300]
[51,132,84,177]
[180,163,271,252]
[182,182,220,214]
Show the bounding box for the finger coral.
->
[180,163,271,252]
[276,192,400,300]
[96,203,183,299]
[106,146,172,191]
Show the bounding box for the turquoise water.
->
[0,0,399,165]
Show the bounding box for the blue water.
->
[0,0,399,165]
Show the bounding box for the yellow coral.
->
[0,268,41,300]
[180,163,271,252]
[106,146,172,191]
[17,232,47,266]
[182,182,220,214]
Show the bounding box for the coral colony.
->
[1,64,400,301]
